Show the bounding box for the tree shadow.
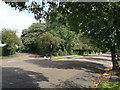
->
[2,67,48,88]
[25,60,107,74]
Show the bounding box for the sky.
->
[0,0,37,37]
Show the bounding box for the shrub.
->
[57,49,68,56]
[18,46,29,52]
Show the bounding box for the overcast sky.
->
[0,0,37,37]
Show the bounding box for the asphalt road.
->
[1,53,112,88]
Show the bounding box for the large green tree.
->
[36,32,62,55]
[1,29,22,56]
[21,23,47,52]
[5,1,120,70]
[49,23,79,54]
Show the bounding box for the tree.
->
[75,34,95,55]
[5,2,120,70]
[36,32,62,56]
[48,22,79,55]
[1,29,22,56]
[21,23,47,52]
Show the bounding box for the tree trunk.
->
[111,45,119,70]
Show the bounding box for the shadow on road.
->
[2,67,48,88]
[26,60,106,74]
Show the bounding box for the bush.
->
[68,50,74,55]
[2,46,17,56]
[72,51,78,55]
[53,52,59,56]
[57,49,68,56]
[18,47,29,52]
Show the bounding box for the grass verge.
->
[0,53,23,59]
[100,82,120,89]
[46,55,89,60]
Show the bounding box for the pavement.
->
[1,53,112,88]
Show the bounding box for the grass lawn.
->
[101,82,120,89]
[0,53,22,59]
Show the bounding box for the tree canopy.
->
[5,2,120,48]
[21,23,47,45]
[21,23,47,52]
[36,32,62,55]
[1,29,22,56]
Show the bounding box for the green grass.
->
[108,69,120,75]
[0,53,22,59]
[101,82,120,89]
[46,55,89,60]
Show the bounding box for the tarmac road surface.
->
[1,53,112,88]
